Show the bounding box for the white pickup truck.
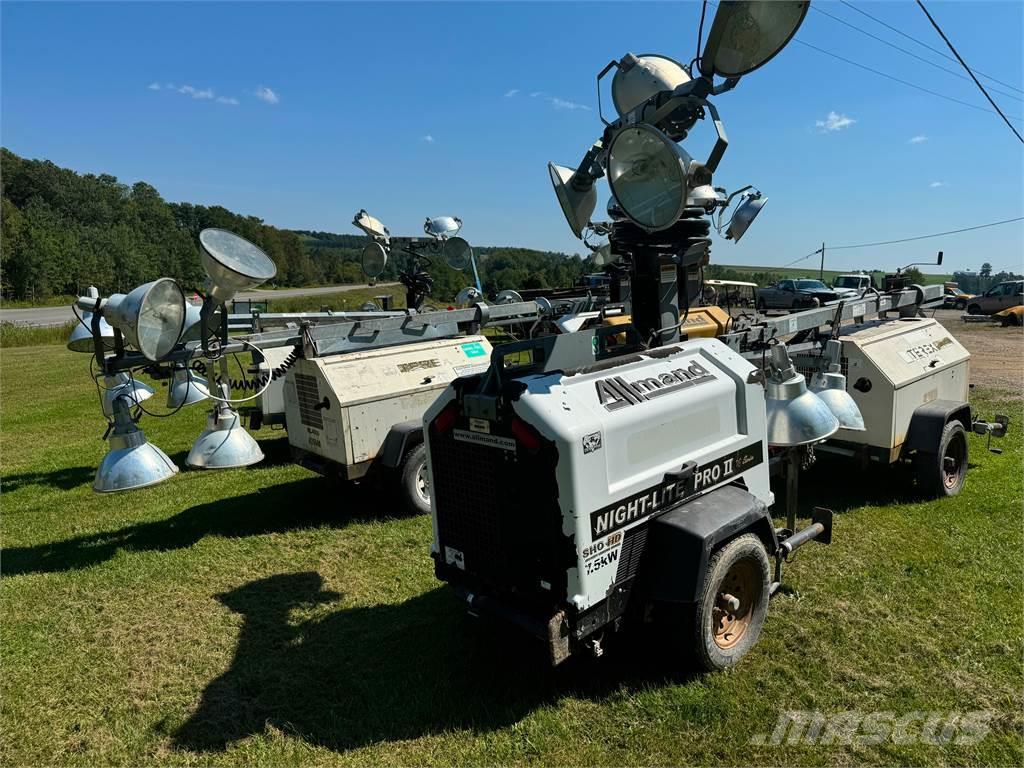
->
[831,273,877,299]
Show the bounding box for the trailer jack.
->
[770,507,833,596]
[972,414,1009,454]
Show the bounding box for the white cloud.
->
[173,84,215,99]
[217,96,239,106]
[254,85,279,105]
[547,96,590,111]
[909,135,928,144]
[504,89,519,98]
[815,111,856,132]
[530,91,543,98]
[147,82,161,91]
[929,181,948,188]
[420,134,435,144]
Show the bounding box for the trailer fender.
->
[642,484,778,604]
[902,400,972,457]
[379,420,424,469]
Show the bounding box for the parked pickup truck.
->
[757,278,838,311]
[966,280,1024,315]
[831,273,877,299]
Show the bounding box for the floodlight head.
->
[495,289,523,305]
[727,191,767,242]
[700,0,809,79]
[612,53,691,116]
[198,228,277,305]
[549,163,598,239]
[425,216,462,239]
[607,124,693,232]
[68,288,115,352]
[361,242,389,278]
[592,243,619,267]
[764,345,839,447]
[178,302,207,343]
[443,236,473,271]
[353,209,390,242]
[99,278,187,362]
[186,384,264,469]
[809,340,865,431]
[455,287,483,309]
[167,364,210,408]
[94,395,178,493]
[101,373,155,418]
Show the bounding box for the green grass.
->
[715,264,952,286]
[0,321,77,348]
[1,345,1021,766]
[262,285,407,313]
[0,294,79,309]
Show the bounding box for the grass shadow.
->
[1,477,385,577]
[0,465,96,492]
[171,572,687,755]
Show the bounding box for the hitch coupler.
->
[771,507,833,595]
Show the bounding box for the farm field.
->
[1,322,1021,767]
[713,264,952,286]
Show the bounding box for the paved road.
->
[0,283,400,327]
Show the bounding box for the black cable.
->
[810,3,1022,103]
[191,344,300,392]
[826,217,1024,251]
[695,0,708,73]
[839,0,1024,95]
[793,39,1023,122]
[915,0,1024,144]
[785,248,822,268]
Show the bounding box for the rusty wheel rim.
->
[712,558,761,650]
[942,433,966,490]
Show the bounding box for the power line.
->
[793,39,1022,122]
[915,0,1024,144]
[839,0,1024,95]
[809,4,1022,103]
[827,217,1024,251]
[785,249,822,267]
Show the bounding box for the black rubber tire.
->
[967,303,982,315]
[691,534,771,672]
[398,442,431,515]
[757,298,767,312]
[913,421,968,498]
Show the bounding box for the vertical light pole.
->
[818,242,826,282]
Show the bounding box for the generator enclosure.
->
[834,317,969,460]
[425,337,774,650]
[284,335,492,476]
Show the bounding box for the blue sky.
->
[2,1,1022,275]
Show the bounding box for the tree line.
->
[0,149,588,303]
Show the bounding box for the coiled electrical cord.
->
[191,342,301,403]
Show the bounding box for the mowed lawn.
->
[1,343,1021,766]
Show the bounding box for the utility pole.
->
[818,242,826,281]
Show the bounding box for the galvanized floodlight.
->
[94,395,178,493]
[68,287,115,352]
[167,364,210,408]
[186,383,264,469]
[455,287,484,309]
[443,237,474,271]
[101,372,155,418]
[809,340,865,431]
[361,242,389,278]
[611,54,691,117]
[726,190,767,242]
[495,289,523,305]
[198,229,277,305]
[98,278,187,362]
[700,1,809,79]
[764,345,839,447]
[425,216,462,239]
[549,163,598,239]
[607,124,693,232]
[353,209,390,242]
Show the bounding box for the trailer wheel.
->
[398,442,431,515]
[692,534,770,672]
[913,421,968,498]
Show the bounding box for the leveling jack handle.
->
[770,507,833,595]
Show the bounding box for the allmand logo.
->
[595,361,715,411]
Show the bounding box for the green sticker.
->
[461,342,487,358]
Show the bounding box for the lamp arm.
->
[700,100,729,173]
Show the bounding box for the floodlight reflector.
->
[361,242,389,278]
[495,290,523,305]
[727,192,767,242]
[612,54,690,116]
[455,287,483,308]
[68,288,115,353]
[425,216,462,238]
[101,373,155,418]
[607,124,692,232]
[94,396,178,493]
[700,0,809,79]
[764,346,839,447]
[102,278,187,361]
[186,384,264,469]
[549,163,597,239]
[353,209,390,241]
[443,237,473,271]
[167,364,210,408]
[198,229,277,304]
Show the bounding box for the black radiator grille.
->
[294,373,324,430]
[616,524,649,583]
